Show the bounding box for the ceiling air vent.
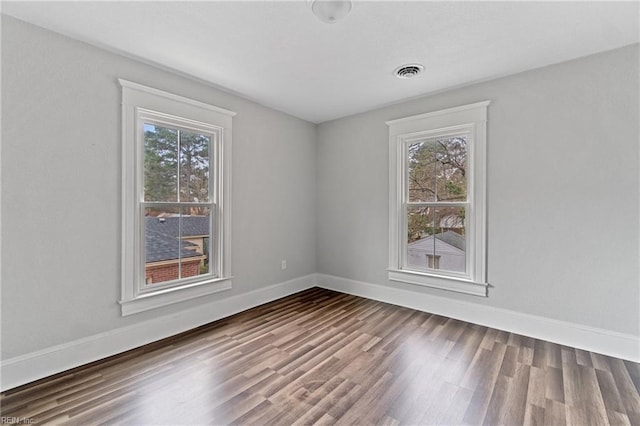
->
[394,64,424,79]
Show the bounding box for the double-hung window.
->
[119,80,235,315]
[387,101,489,296]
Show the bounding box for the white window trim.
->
[387,101,490,297]
[119,79,235,315]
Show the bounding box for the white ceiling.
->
[2,1,639,123]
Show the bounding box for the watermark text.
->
[1,417,34,425]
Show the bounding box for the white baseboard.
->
[0,274,316,391]
[316,273,640,363]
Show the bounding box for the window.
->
[387,101,489,296]
[120,79,235,315]
[427,255,441,269]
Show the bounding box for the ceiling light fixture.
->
[394,64,424,79]
[310,0,352,24]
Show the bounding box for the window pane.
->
[408,136,467,203]
[408,141,438,202]
[407,206,435,269]
[144,206,211,285]
[406,206,466,273]
[436,136,467,202]
[179,206,211,278]
[179,130,210,202]
[434,206,466,273]
[144,124,178,202]
[144,207,180,285]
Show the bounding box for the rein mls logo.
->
[1,417,34,425]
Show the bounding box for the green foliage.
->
[445,181,463,195]
[407,208,442,243]
[144,124,210,206]
[144,126,178,202]
[406,136,467,242]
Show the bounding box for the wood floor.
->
[2,288,639,425]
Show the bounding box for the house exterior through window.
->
[387,101,489,296]
[119,79,235,315]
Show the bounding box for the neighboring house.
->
[407,230,465,273]
[144,216,209,284]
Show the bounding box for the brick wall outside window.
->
[145,259,202,284]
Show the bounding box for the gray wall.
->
[317,44,640,336]
[1,16,317,359]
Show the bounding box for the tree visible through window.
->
[144,124,210,205]
[406,136,467,273]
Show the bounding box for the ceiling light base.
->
[310,0,352,24]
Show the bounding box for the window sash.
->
[137,111,220,204]
[138,201,216,295]
[404,134,469,204]
[401,201,471,279]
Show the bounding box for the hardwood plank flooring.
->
[2,288,639,425]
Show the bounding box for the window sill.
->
[120,277,233,316]
[387,269,487,297]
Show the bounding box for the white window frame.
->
[119,79,235,315]
[387,101,490,297]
